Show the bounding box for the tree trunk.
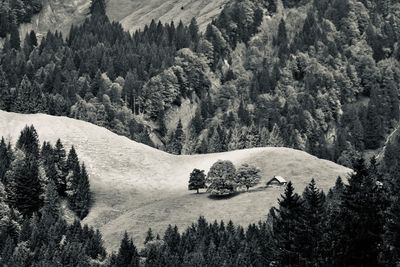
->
[197,188,199,194]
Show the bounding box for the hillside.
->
[19,0,227,38]
[0,110,351,250]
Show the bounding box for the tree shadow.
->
[207,192,240,200]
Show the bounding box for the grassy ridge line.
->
[0,110,351,250]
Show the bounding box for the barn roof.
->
[267,176,287,184]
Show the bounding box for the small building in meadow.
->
[266,176,287,187]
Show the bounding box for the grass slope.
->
[19,0,228,38]
[0,110,351,251]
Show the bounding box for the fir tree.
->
[336,158,386,266]
[270,181,304,266]
[115,232,139,267]
[6,151,42,217]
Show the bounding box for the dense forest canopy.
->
[1,0,399,165]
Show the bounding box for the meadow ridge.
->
[0,110,351,250]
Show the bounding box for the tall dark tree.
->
[16,125,40,158]
[6,151,42,216]
[89,0,107,17]
[270,181,304,266]
[114,232,139,267]
[336,158,385,266]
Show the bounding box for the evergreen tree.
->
[71,164,91,219]
[168,119,185,155]
[336,158,385,266]
[16,125,40,159]
[0,138,12,184]
[144,228,155,245]
[298,179,325,265]
[6,151,42,217]
[90,0,107,18]
[188,168,206,194]
[115,232,139,267]
[270,181,304,266]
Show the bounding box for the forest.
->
[1,0,399,165]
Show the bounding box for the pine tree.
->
[9,22,20,50]
[297,179,325,265]
[188,169,206,194]
[208,127,223,153]
[144,228,155,245]
[116,232,139,267]
[89,0,107,18]
[0,138,12,184]
[16,125,40,159]
[71,164,91,219]
[6,151,42,217]
[168,119,185,155]
[336,158,385,266]
[270,181,304,266]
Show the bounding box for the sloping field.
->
[19,0,228,38]
[0,111,351,251]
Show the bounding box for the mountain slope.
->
[19,0,228,38]
[0,110,351,250]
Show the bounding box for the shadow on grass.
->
[207,192,240,200]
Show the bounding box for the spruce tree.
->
[71,164,91,219]
[270,181,304,266]
[16,125,40,159]
[89,0,107,18]
[298,179,325,265]
[336,158,385,266]
[0,138,12,184]
[6,151,42,217]
[116,232,139,267]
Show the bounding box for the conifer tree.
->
[90,0,107,18]
[298,179,325,265]
[336,158,385,266]
[71,164,91,219]
[16,125,40,159]
[0,138,12,184]
[6,151,42,217]
[115,232,139,267]
[168,119,185,155]
[270,181,304,266]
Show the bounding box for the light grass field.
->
[19,0,228,39]
[0,111,351,251]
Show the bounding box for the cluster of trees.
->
[188,160,261,195]
[0,125,90,219]
[0,0,42,38]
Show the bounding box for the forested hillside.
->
[1,0,400,163]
